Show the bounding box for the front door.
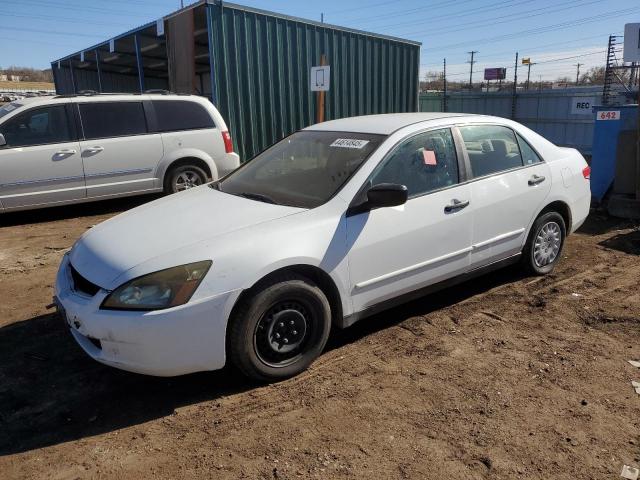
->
[0,103,85,210]
[77,101,163,198]
[458,124,552,268]
[346,127,473,313]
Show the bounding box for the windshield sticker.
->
[330,138,370,149]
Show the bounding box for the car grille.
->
[69,264,101,296]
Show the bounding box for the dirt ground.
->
[0,197,639,480]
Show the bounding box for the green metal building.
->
[52,1,421,160]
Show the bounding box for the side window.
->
[516,132,542,165]
[79,102,147,140]
[459,125,524,178]
[370,128,459,198]
[0,105,72,147]
[153,100,215,132]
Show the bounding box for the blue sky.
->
[0,0,636,80]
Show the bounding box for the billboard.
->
[484,67,506,81]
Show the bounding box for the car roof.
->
[305,112,491,135]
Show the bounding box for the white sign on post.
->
[109,39,115,53]
[80,51,84,62]
[157,18,165,36]
[570,97,595,115]
[623,23,640,63]
[310,65,330,91]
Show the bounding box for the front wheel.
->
[523,211,566,275]
[227,274,331,382]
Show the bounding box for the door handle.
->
[55,149,76,155]
[85,146,104,153]
[444,198,470,213]
[528,174,546,186]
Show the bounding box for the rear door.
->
[458,124,551,268]
[0,102,85,210]
[77,100,163,198]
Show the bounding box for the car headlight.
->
[101,261,212,311]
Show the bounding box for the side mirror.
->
[367,183,408,209]
[0,133,5,147]
[347,183,408,216]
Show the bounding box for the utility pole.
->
[574,62,583,85]
[467,51,478,90]
[443,58,448,112]
[511,52,518,119]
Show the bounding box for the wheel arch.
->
[230,264,345,330]
[538,200,572,234]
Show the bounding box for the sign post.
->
[311,55,330,123]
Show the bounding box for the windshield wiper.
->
[236,192,278,204]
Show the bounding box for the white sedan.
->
[55,113,591,381]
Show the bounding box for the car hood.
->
[69,186,304,288]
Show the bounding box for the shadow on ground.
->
[599,229,640,255]
[0,265,524,456]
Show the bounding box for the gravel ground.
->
[0,197,639,480]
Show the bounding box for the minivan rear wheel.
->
[164,164,208,194]
[227,273,331,382]
[523,211,566,275]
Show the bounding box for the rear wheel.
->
[523,211,566,275]
[164,164,208,194]
[227,274,331,382]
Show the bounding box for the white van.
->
[0,92,240,212]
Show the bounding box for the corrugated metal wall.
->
[419,87,602,155]
[206,3,420,160]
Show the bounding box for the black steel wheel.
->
[227,273,331,382]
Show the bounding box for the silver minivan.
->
[0,92,240,212]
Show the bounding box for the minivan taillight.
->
[582,165,591,179]
[221,131,233,154]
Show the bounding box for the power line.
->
[0,25,105,39]
[396,0,599,38]
[422,7,636,51]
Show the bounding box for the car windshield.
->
[0,102,22,120]
[217,130,385,208]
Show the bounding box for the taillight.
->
[221,131,233,154]
[582,165,591,179]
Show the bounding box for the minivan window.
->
[0,102,22,120]
[218,131,385,209]
[370,128,459,198]
[0,105,72,148]
[459,125,524,178]
[153,100,215,132]
[79,102,147,140]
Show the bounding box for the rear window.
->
[152,100,215,132]
[79,102,147,140]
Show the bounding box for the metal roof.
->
[51,0,421,64]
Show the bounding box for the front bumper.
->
[55,254,240,376]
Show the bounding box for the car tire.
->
[227,273,332,382]
[164,164,208,194]
[522,211,566,275]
